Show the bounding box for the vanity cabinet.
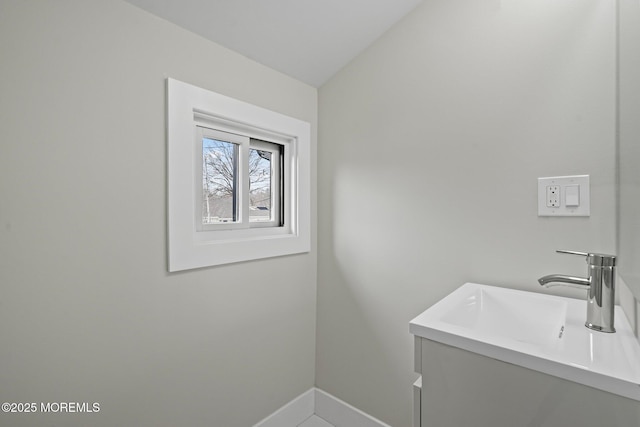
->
[413,336,640,427]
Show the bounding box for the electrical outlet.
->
[538,175,590,216]
[546,185,560,207]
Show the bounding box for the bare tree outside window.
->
[202,138,273,224]
[202,138,237,223]
[249,148,271,222]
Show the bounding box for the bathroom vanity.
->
[410,283,640,427]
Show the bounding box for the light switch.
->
[565,185,580,207]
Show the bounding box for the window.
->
[199,128,242,227]
[167,78,310,271]
[247,139,282,226]
[197,128,283,230]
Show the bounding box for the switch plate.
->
[538,175,590,216]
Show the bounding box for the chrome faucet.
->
[538,250,617,333]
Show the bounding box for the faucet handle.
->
[556,250,616,267]
[556,250,589,257]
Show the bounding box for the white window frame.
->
[196,127,284,230]
[167,78,310,271]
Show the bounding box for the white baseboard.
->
[314,388,392,427]
[253,388,315,427]
[253,388,391,427]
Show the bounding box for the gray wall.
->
[618,0,640,333]
[0,1,317,426]
[317,0,617,426]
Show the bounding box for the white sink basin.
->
[439,285,567,351]
[410,283,640,401]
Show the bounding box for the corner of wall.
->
[619,276,640,340]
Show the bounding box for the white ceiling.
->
[124,0,423,87]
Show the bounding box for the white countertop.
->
[410,282,640,401]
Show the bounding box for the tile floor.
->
[298,414,334,427]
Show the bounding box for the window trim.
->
[167,78,310,272]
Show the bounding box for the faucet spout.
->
[538,274,591,290]
[538,250,617,333]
